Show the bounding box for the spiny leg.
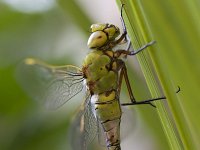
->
[129,41,156,55]
[120,4,131,52]
[117,61,134,101]
[125,35,131,52]
[119,63,157,107]
[121,96,166,107]
[113,4,128,45]
[121,86,181,107]
[114,40,156,58]
[120,4,127,34]
[121,63,136,103]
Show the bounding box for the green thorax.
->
[82,49,118,94]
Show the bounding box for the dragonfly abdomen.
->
[91,90,122,150]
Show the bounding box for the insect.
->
[17,4,168,150]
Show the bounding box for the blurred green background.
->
[1,0,200,150]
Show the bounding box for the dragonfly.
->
[17,4,168,150]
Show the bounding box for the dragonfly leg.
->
[121,96,166,108]
[120,4,127,35]
[121,64,164,108]
[119,4,132,52]
[129,41,156,55]
[121,86,180,107]
[114,41,156,58]
[121,63,136,103]
[125,36,131,51]
[117,61,164,108]
[117,62,136,103]
[112,4,128,46]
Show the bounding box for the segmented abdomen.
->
[91,90,121,150]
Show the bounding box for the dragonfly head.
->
[87,23,120,49]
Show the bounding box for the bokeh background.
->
[2,0,198,150]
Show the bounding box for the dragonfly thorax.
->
[82,49,119,94]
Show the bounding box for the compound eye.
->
[87,31,108,48]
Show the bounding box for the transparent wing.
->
[97,119,107,147]
[16,58,84,109]
[70,92,98,150]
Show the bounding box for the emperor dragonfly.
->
[17,5,167,150]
